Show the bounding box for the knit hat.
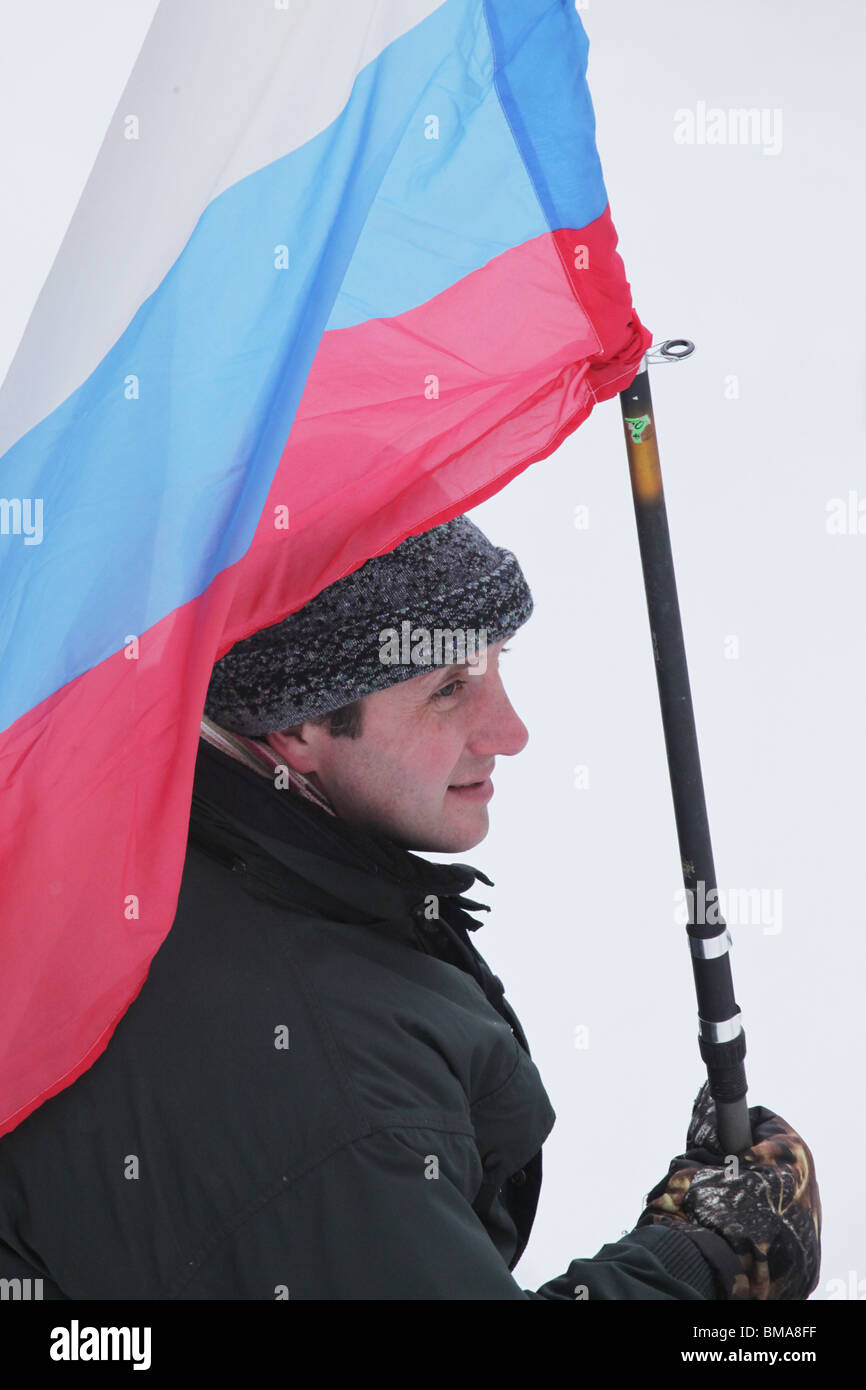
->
[204,514,533,736]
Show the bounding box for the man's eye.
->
[433,679,465,700]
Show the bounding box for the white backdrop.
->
[1,0,863,1298]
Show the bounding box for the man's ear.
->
[264,725,320,775]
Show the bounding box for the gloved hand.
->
[635,1080,822,1300]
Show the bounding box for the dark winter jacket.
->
[0,739,739,1299]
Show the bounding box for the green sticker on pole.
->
[623,413,651,443]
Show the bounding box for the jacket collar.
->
[189,739,533,1057]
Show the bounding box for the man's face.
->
[264,637,528,852]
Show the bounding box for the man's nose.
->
[469,685,529,757]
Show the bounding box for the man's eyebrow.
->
[413,660,468,683]
[414,644,511,683]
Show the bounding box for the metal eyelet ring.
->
[659,338,695,359]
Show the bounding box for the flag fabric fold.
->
[0,0,650,1135]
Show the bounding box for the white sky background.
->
[0,0,863,1298]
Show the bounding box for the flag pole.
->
[618,341,752,1156]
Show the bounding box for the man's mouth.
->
[447,777,494,801]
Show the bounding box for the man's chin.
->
[421,807,489,855]
[346,803,488,855]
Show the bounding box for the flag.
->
[0,0,651,1136]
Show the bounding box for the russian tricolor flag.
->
[0,0,650,1135]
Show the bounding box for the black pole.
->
[619,343,751,1156]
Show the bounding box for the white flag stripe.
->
[0,0,444,459]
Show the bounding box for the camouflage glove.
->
[635,1080,822,1300]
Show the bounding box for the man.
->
[0,516,820,1299]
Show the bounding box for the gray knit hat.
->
[204,515,533,736]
